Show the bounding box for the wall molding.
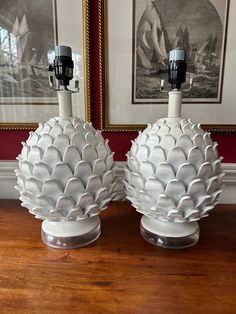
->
[1,160,236,203]
[0,161,19,199]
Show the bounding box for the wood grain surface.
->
[0,200,235,314]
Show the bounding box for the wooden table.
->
[0,200,235,314]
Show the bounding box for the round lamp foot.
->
[140,216,199,249]
[41,216,101,249]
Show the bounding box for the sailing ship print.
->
[0,0,56,101]
[194,33,219,73]
[11,14,48,78]
[136,0,170,73]
[133,0,228,103]
[12,14,29,65]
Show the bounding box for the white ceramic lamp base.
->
[140,216,199,249]
[41,216,101,249]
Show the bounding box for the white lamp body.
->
[125,91,224,248]
[15,91,115,249]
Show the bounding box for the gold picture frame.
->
[85,0,236,132]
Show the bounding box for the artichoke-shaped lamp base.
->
[125,118,224,249]
[41,216,101,249]
[140,216,199,249]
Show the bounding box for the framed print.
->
[133,0,228,104]
[89,0,236,132]
[0,0,57,105]
[0,0,86,130]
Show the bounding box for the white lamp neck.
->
[167,90,182,118]
[58,89,73,117]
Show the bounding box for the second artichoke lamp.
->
[125,49,224,249]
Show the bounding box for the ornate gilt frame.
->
[0,0,90,131]
[85,0,236,132]
[83,0,92,126]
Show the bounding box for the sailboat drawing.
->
[0,2,56,101]
[134,0,227,102]
[12,15,29,64]
[11,14,47,78]
[194,34,218,72]
[136,0,170,73]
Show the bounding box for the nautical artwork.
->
[132,0,229,103]
[0,0,56,103]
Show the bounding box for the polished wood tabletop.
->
[0,200,235,314]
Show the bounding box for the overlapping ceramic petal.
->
[15,117,115,221]
[125,118,224,222]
